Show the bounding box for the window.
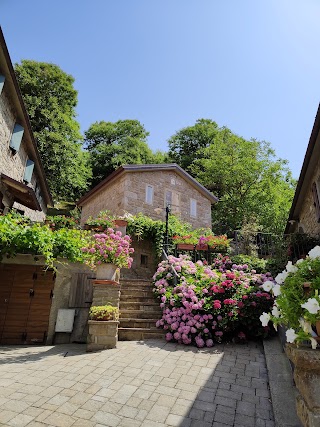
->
[141,255,148,268]
[24,159,35,183]
[190,198,197,218]
[145,185,153,205]
[9,123,24,154]
[165,190,172,208]
[0,75,5,95]
[312,181,320,222]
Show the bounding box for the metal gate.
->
[0,264,55,344]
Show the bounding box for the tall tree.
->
[15,60,91,201]
[85,120,167,187]
[168,122,295,234]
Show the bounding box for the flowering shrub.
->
[89,305,119,321]
[198,235,231,253]
[46,215,80,230]
[153,254,275,347]
[81,229,134,269]
[260,245,320,349]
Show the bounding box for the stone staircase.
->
[118,278,165,340]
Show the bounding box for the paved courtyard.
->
[0,340,274,427]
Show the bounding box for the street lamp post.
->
[164,204,171,254]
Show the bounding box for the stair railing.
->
[162,248,179,286]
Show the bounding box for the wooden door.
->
[0,264,15,341]
[0,264,55,345]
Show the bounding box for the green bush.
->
[89,305,119,321]
[230,255,267,273]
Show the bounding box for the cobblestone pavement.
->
[0,340,275,427]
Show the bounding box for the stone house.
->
[77,164,218,277]
[0,28,52,221]
[78,163,218,228]
[286,104,320,235]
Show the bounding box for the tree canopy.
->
[15,60,91,201]
[85,120,167,187]
[168,121,295,235]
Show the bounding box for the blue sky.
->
[2,0,320,178]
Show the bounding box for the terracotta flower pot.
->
[114,219,128,227]
[177,243,195,250]
[195,244,208,251]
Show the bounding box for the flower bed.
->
[153,254,275,347]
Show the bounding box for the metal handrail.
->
[162,248,179,286]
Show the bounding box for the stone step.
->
[120,279,153,288]
[118,327,165,341]
[119,309,161,319]
[119,301,160,311]
[119,318,159,329]
[120,289,155,297]
[120,295,157,303]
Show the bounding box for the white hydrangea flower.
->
[275,271,288,284]
[296,258,304,265]
[262,281,274,292]
[310,337,318,350]
[308,246,320,259]
[272,305,280,318]
[286,328,298,343]
[286,261,298,274]
[259,312,271,327]
[272,284,281,297]
[301,298,320,315]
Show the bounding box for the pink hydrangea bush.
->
[81,228,134,269]
[153,254,275,347]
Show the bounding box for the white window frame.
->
[190,198,197,218]
[145,184,154,205]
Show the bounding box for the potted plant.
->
[87,305,120,351]
[84,210,115,231]
[172,234,197,250]
[260,246,320,427]
[81,228,134,280]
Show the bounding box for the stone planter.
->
[87,320,119,351]
[96,263,119,281]
[285,344,320,427]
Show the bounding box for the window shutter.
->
[0,75,4,95]
[312,182,320,222]
[24,159,35,183]
[9,123,24,153]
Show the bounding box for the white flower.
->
[299,318,313,335]
[296,258,304,265]
[259,312,271,327]
[272,305,280,318]
[275,271,288,284]
[262,281,274,292]
[310,337,318,350]
[272,284,281,297]
[286,261,298,274]
[301,298,320,314]
[286,328,298,343]
[308,246,320,259]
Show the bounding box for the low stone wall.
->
[286,344,320,427]
[87,320,119,351]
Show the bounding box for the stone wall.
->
[298,160,320,234]
[81,170,212,230]
[121,237,158,280]
[80,174,127,224]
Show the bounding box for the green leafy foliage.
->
[15,60,91,201]
[89,305,119,321]
[0,214,89,267]
[85,120,167,187]
[168,120,295,234]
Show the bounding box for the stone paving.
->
[0,340,275,427]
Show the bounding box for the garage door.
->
[0,264,55,345]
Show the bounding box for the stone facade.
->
[296,159,320,235]
[81,170,213,229]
